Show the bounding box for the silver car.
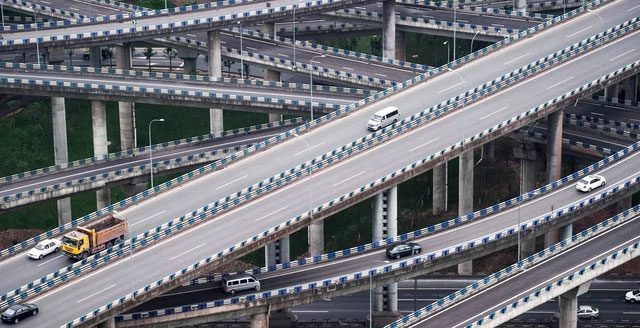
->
[577,305,599,319]
[221,274,260,294]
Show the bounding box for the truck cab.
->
[61,230,90,260]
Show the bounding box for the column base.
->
[371,311,402,328]
[269,309,298,328]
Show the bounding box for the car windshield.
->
[62,236,77,247]
[3,308,15,315]
[34,243,46,250]
[371,115,383,122]
[579,178,591,184]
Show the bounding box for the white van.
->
[367,106,399,131]
[221,274,261,294]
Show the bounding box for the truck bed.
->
[86,216,124,231]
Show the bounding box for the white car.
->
[27,239,61,260]
[625,289,640,303]
[576,174,606,192]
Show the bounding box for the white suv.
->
[625,289,640,303]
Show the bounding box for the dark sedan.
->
[386,242,422,259]
[1,304,38,324]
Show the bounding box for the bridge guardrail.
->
[515,129,617,155]
[566,104,640,131]
[591,94,640,110]
[326,8,519,37]
[398,0,553,21]
[387,203,640,328]
[564,117,640,141]
[68,37,640,328]
[0,5,623,311]
[0,117,304,186]
[115,171,640,324]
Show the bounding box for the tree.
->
[222,58,235,76]
[163,47,178,71]
[66,49,75,66]
[142,46,156,71]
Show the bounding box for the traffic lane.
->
[417,218,640,328]
[0,127,292,197]
[570,100,640,123]
[526,125,631,151]
[4,0,370,39]
[1,1,635,319]
[28,0,125,17]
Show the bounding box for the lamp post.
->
[292,0,303,64]
[369,260,390,328]
[1,1,5,29]
[33,6,40,65]
[238,21,244,79]
[164,0,168,10]
[148,118,165,188]
[470,30,480,54]
[453,4,457,62]
[309,54,326,122]
[588,9,605,75]
[443,41,450,65]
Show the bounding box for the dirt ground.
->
[0,229,44,249]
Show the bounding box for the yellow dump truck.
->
[61,214,128,260]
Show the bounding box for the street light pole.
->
[470,30,480,53]
[293,1,303,64]
[453,4,457,62]
[309,54,325,122]
[33,7,40,65]
[164,0,168,10]
[1,1,5,29]
[588,9,605,75]
[148,118,165,188]
[238,21,244,79]
[443,41,450,65]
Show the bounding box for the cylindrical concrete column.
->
[483,141,495,162]
[263,21,282,123]
[208,30,224,133]
[89,46,102,68]
[52,97,72,225]
[514,0,526,15]
[458,150,474,275]
[545,110,564,247]
[265,236,290,266]
[182,57,197,75]
[116,43,134,151]
[308,220,324,257]
[617,196,632,213]
[519,146,537,259]
[559,291,578,328]
[382,0,396,60]
[92,100,110,209]
[250,313,268,328]
[372,187,398,313]
[432,162,447,215]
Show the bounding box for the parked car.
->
[385,242,422,259]
[576,174,606,192]
[27,239,61,260]
[625,289,640,303]
[1,303,38,324]
[221,274,260,294]
[577,305,599,319]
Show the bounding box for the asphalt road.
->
[0,2,637,326]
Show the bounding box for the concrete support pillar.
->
[514,142,537,259]
[89,46,101,68]
[605,83,619,101]
[545,110,564,248]
[432,162,448,215]
[382,0,396,60]
[558,282,590,328]
[265,236,290,266]
[395,31,406,61]
[250,312,269,328]
[514,0,526,16]
[263,22,282,123]
[207,30,224,133]
[178,47,199,75]
[457,150,474,274]
[96,317,115,328]
[308,220,324,257]
[116,43,134,151]
[52,97,72,225]
[633,74,639,103]
[372,187,399,320]
[483,141,495,162]
[92,100,110,209]
[617,195,632,213]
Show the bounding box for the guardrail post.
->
[263,22,283,123]
[51,96,72,224]
[432,162,448,215]
[90,47,111,209]
[458,150,474,275]
[545,110,564,248]
[116,42,135,151]
[207,30,224,134]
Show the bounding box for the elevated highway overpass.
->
[0,1,637,326]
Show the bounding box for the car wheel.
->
[393,119,397,124]
[81,252,89,260]
[230,289,236,294]
[631,299,636,304]
[106,241,113,248]
[255,285,260,292]
[55,247,59,253]
[395,254,400,259]
[414,250,419,255]
[39,254,43,259]
[14,318,18,324]
[588,187,592,192]
[602,181,606,186]
[32,309,38,316]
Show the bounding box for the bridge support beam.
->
[432,162,448,215]
[545,110,565,248]
[308,220,324,257]
[265,237,290,267]
[605,83,619,101]
[90,47,110,210]
[372,186,400,325]
[382,0,396,59]
[52,97,72,225]
[618,75,638,103]
[208,30,224,133]
[96,316,115,328]
[617,195,633,213]
[514,142,537,258]
[116,43,135,151]
[559,281,591,328]
[250,312,268,328]
[179,48,199,75]
[263,21,282,123]
[483,141,495,162]
[514,0,526,16]
[458,150,474,275]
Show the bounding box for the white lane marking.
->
[399,298,439,302]
[69,6,80,11]
[457,19,468,23]
[590,112,604,116]
[355,6,366,10]
[409,138,440,153]
[342,66,354,71]
[186,33,197,37]
[332,171,366,187]
[220,41,226,44]
[547,76,574,89]
[276,53,289,58]
[168,243,206,261]
[254,206,289,222]
[36,254,64,267]
[503,52,531,66]
[310,59,322,64]
[294,141,326,156]
[491,23,504,27]
[131,211,166,227]
[41,0,50,3]
[628,4,640,12]
[246,46,257,51]
[528,311,555,314]
[215,175,248,190]
[624,312,640,315]
[375,73,387,77]
[480,106,509,120]
[566,25,592,38]
[423,15,433,19]
[77,284,116,303]
[292,310,329,313]
[609,48,636,62]
[438,80,465,94]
